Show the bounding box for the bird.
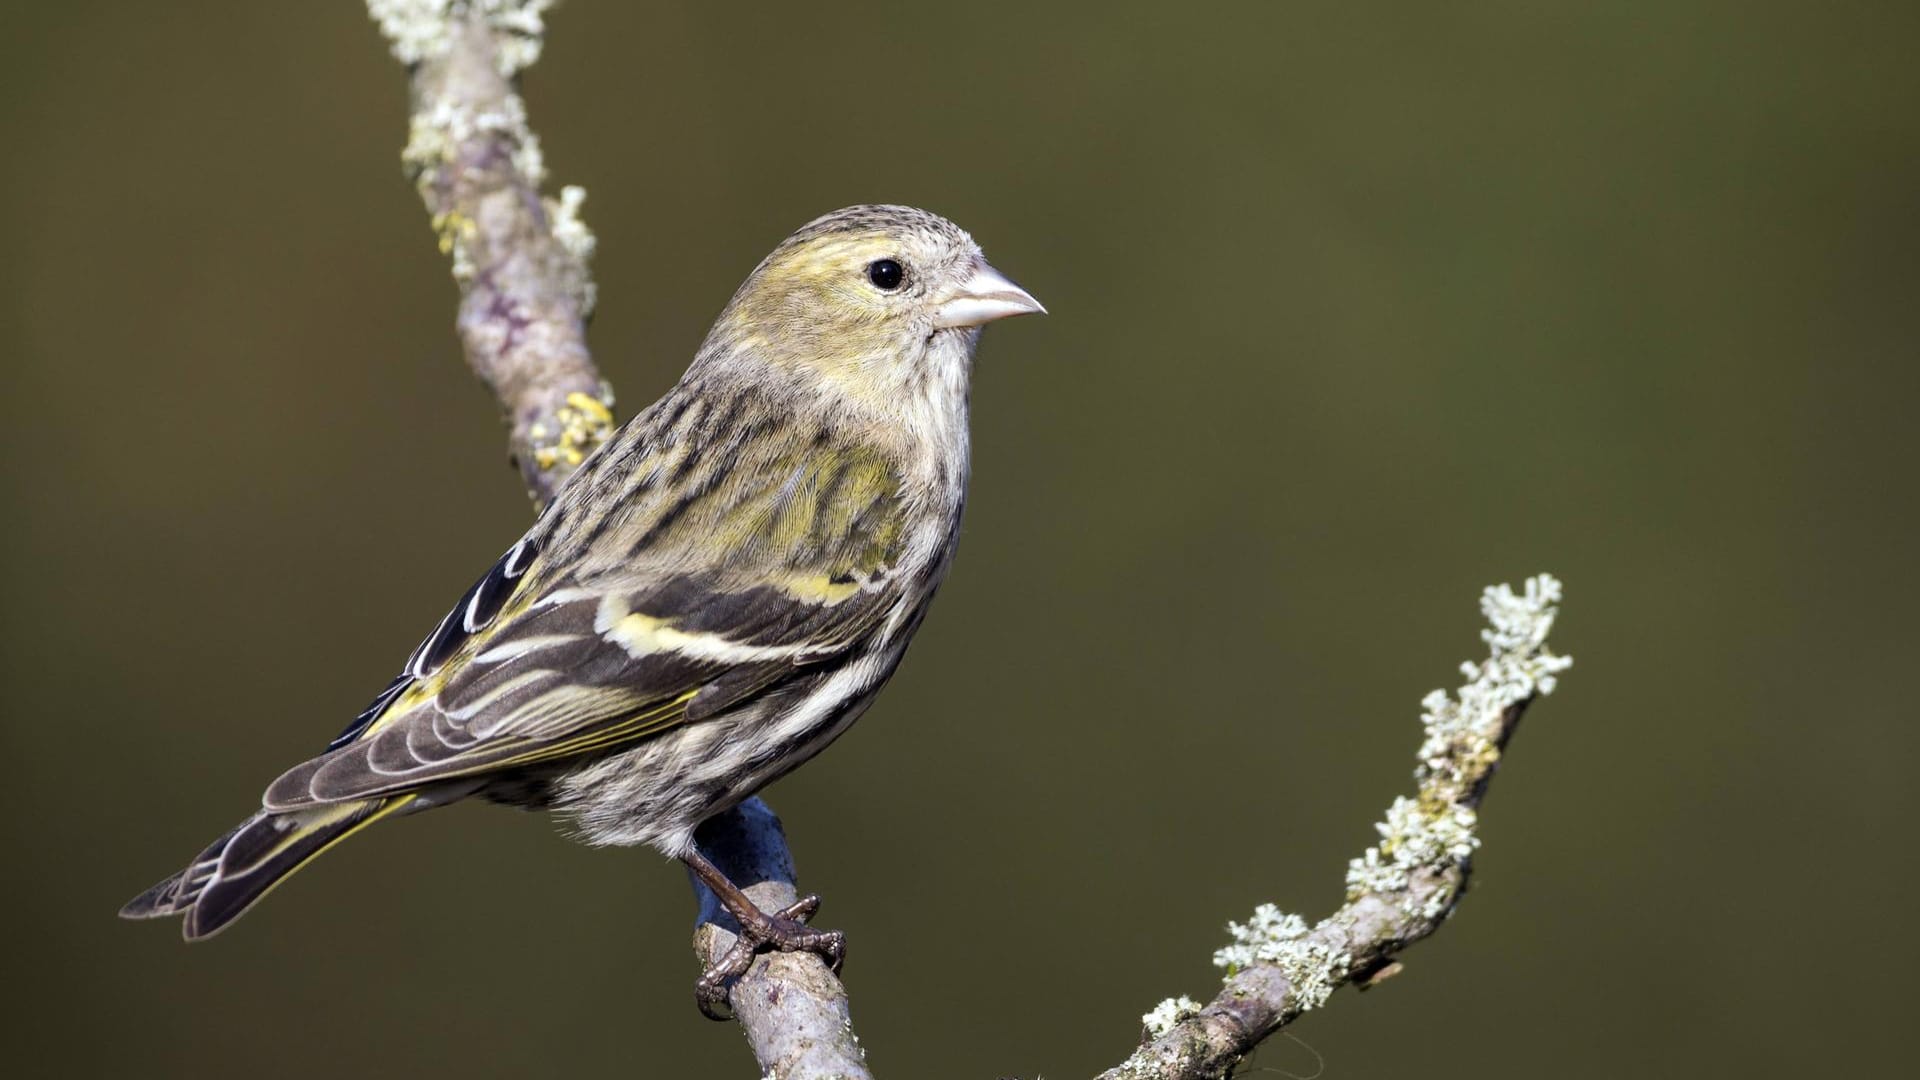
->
[120,204,1044,1015]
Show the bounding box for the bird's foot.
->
[695,893,845,1021]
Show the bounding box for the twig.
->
[690,804,873,1079]
[364,5,868,1076]
[1106,577,1572,1080]
[373,0,608,508]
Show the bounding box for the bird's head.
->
[703,205,1044,413]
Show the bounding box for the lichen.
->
[1212,903,1307,973]
[547,185,598,314]
[367,0,553,74]
[532,390,615,472]
[1141,995,1203,1038]
[402,96,542,183]
[1271,937,1351,1011]
[1416,574,1572,792]
[1343,796,1479,899]
[381,7,595,302]
[1204,576,1571,1017]
[1210,903,1351,1011]
[1342,574,1570,911]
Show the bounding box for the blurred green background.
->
[5,2,1916,1076]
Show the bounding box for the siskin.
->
[122,204,1043,1014]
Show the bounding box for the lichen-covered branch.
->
[369,0,610,508]
[364,6,865,1076]
[1103,576,1572,1080]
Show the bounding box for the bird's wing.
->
[263,430,912,811]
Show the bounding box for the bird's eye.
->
[866,258,904,291]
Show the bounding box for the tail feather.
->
[120,798,404,938]
[118,817,248,919]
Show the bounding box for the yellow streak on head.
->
[721,233,918,409]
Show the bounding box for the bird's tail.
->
[119,797,406,939]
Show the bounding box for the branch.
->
[371,0,608,508]
[1104,576,1573,1080]
[364,5,867,1075]
[689,804,873,1079]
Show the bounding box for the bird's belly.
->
[544,642,903,854]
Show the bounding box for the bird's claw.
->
[694,893,846,1021]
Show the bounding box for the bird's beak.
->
[932,259,1047,329]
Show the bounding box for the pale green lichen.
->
[1344,796,1480,898]
[402,96,543,183]
[1349,574,1569,909]
[382,10,593,298]
[1212,903,1307,972]
[404,98,540,286]
[1206,576,1571,1016]
[1418,575,1572,787]
[1141,995,1203,1037]
[367,0,553,74]
[375,1,554,227]
[1210,903,1351,1010]
[547,185,598,314]
[549,186,595,260]
[1272,936,1351,1011]
[403,92,580,290]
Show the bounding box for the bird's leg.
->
[682,847,846,1020]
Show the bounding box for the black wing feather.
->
[325,533,542,750]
